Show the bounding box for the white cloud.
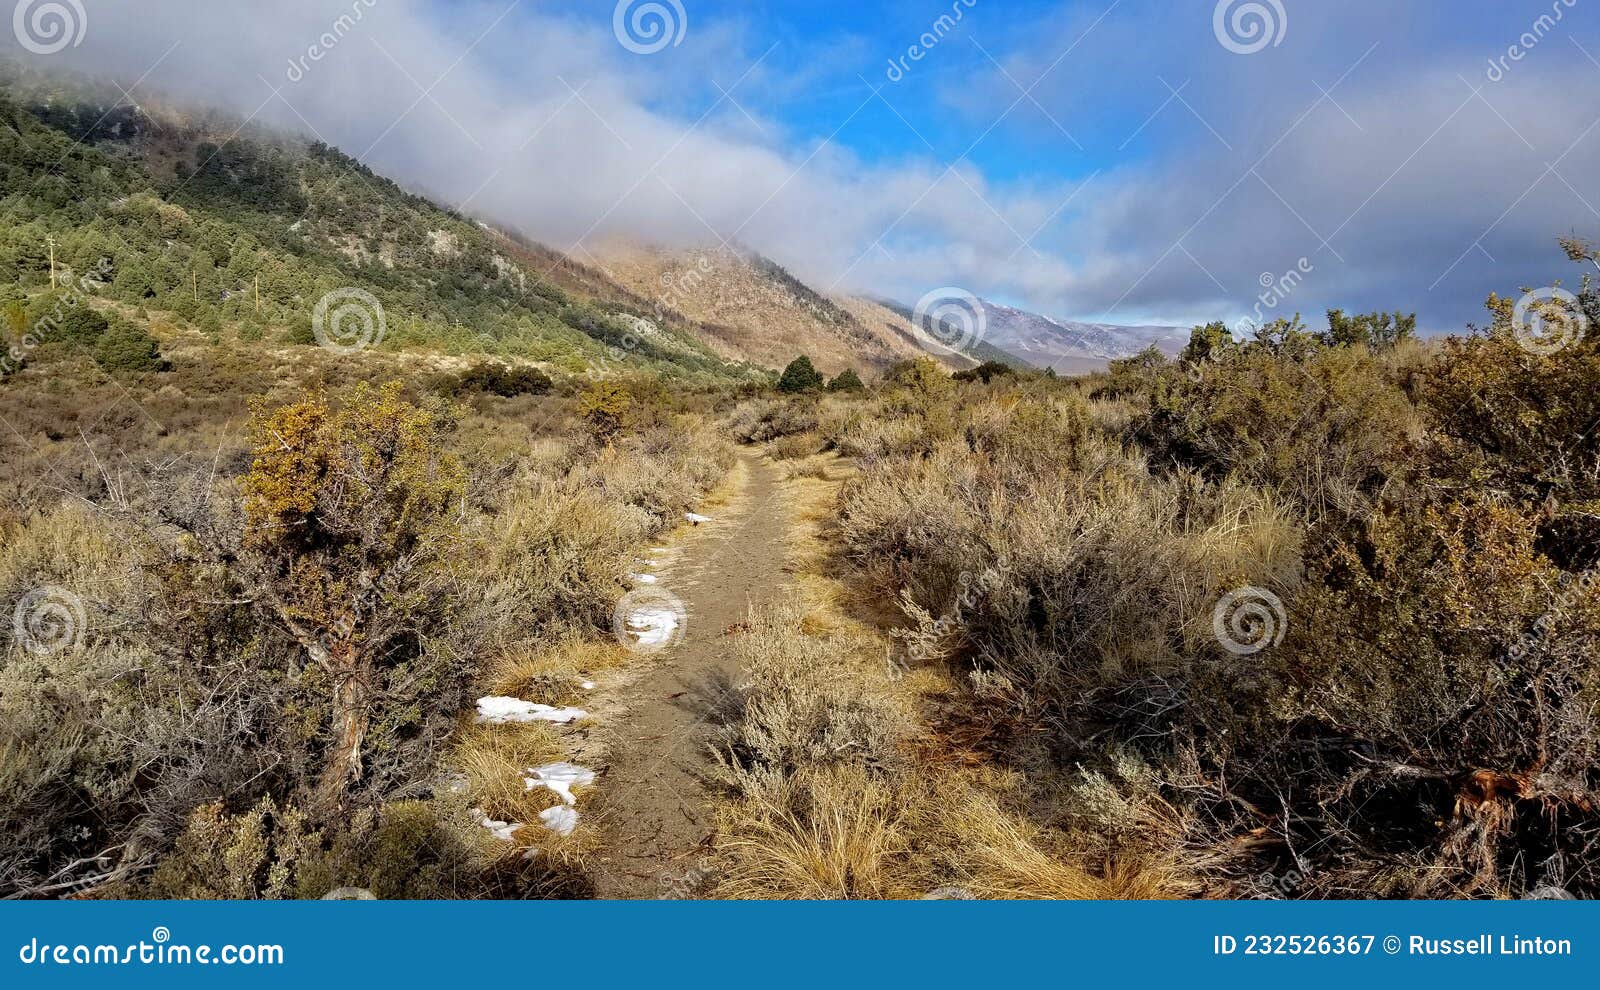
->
[33,0,1600,330]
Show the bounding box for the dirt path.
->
[587,450,790,898]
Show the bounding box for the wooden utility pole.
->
[46,235,56,289]
[192,270,198,304]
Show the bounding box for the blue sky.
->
[47,0,1600,331]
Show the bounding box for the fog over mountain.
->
[24,0,1600,333]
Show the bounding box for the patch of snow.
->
[523,762,595,805]
[627,608,680,647]
[629,573,659,585]
[685,513,713,524]
[539,805,579,836]
[581,680,596,690]
[475,696,587,725]
[478,813,522,842]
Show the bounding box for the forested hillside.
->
[0,66,750,383]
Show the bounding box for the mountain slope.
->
[588,243,974,375]
[0,67,759,384]
[868,296,1027,371]
[977,299,1189,374]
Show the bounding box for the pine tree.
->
[94,316,165,372]
[778,355,824,393]
[827,368,864,392]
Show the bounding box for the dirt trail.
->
[587,450,790,899]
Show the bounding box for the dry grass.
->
[716,765,908,899]
[767,432,820,461]
[710,444,1177,900]
[487,638,630,707]
[798,349,1600,899]
[933,795,1176,900]
[0,345,736,896]
[778,455,833,482]
[452,723,595,857]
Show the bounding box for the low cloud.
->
[31,0,1600,331]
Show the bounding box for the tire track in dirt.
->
[586,450,790,898]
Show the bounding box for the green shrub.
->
[26,293,108,348]
[881,358,955,409]
[93,316,166,373]
[449,361,552,398]
[1323,308,1416,348]
[1222,494,1600,897]
[577,379,631,442]
[1140,337,1415,517]
[827,368,865,392]
[1414,323,1600,569]
[953,360,1016,384]
[778,355,825,394]
[240,382,466,807]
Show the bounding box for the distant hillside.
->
[0,65,758,385]
[587,243,974,375]
[868,296,1024,371]
[977,299,1189,373]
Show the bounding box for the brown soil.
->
[586,450,791,898]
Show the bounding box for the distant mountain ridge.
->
[975,299,1189,374]
[867,296,1029,371]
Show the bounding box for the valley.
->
[2,63,1598,905]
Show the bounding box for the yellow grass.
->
[711,446,1177,900]
[488,637,630,706]
[716,766,908,900]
